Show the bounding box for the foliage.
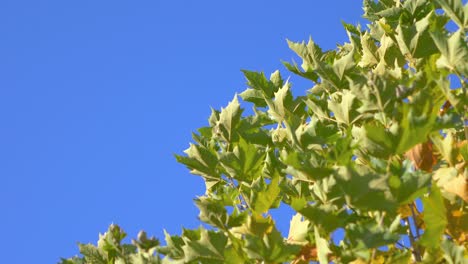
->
[61,0,468,263]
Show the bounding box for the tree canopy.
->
[62,0,468,263]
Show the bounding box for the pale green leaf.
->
[435,0,467,29]
[287,213,310,245]
[333,38,356,80]
[328,90,358,125]
[359,32,379,67]
[431,29,468,75]
[314,226,331,264]
[216,95,242,143]
[440,238,467,264]
[304,98,329,121]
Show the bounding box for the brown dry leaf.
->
[415,212,425,230]
[397,204,412,218]
[405,141,437,172]
[291,244,317,264]
[439,100,451,115]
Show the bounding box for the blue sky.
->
[0,1,365,263]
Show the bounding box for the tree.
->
[61,0,468,263]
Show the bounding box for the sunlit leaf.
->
[420,185,447,248]
[287,213,310,245]
[435,0,468,29]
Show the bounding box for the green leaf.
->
[395,101,439,154]
[346,219,400,249]
[431,29,468,76]
[195,197,228,229]
[395,12,438,59]
[175,143,220,181]
[431,132,457,167]
[240,70,285,108]
[159,231,185,260]
[287,38,342,89]
[328,90,359,125]
[242,70,276,99]
[363,0,403,21]
[266,83,293,122]
[304,98,329,122]
[334,166,397,211]
[333,38,356,80]
[239,88,266,108]
[357,124,396,159]
[283,60,319,82]
[182,229,227,264]
[287,38,323,72]
[133,231,159,253]
[291,199,346,234]
[219,136,265,182]
[251,174,281,215]
[58,257,86,264]
[223,246,245,264]
[385,250,412,264]
[359,32,379,67]
[435,0,468,29]
[282,150,333,182]
[420,184,447,248]
[244,225,300,262]
[63,2,468,263]
[232,214,275,237]
[391,161,432,204]
[78,244,107,264]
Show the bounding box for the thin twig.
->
[454,70,468,141]
[396,241,410,250]
[226,177,249,211]
[405,217,421,262]
[410,203,421,239]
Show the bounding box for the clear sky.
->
[0,1,365,263]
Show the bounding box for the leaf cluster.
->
[62,0,468,263]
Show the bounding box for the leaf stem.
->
[405,207,422,262]
[396,241,410,250]
[226,177,249,211]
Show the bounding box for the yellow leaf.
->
[349,258,367,264]
[443,174,468,202]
